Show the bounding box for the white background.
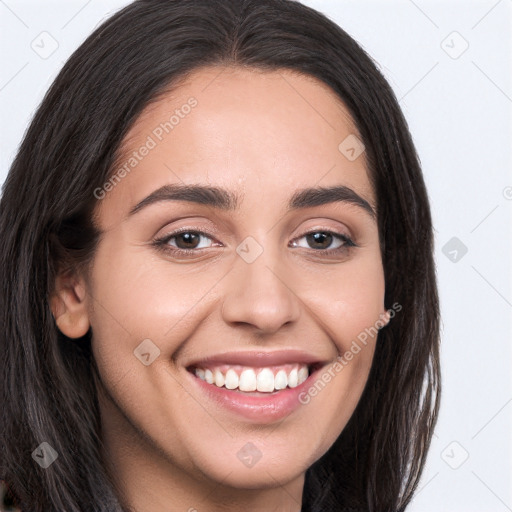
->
[1,1,511,511]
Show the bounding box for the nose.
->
[220,245,301,335]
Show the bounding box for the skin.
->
[51,66,389,512]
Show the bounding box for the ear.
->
[50,270,90,339]
[378,308,391,328]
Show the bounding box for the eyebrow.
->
[128,183,376,218]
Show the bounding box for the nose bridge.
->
[221,235,301,333]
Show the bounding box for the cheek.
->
[289,252,385,433]
[298,251,386,351]
[86,240,230,386]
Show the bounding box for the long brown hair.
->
[0,1,440,510]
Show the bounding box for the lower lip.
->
[186,367,323,423]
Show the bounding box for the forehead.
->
[96,66,374,226]
[128,65,359,133]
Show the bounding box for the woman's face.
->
[71,66,387,501]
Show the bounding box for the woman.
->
[0,0,440,511]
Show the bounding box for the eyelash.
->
[152,227,357,258]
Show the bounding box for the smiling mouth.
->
[187,362,323,394]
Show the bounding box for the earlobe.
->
[50,273,90,339]
[378,309,391,328]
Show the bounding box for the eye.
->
[290,230,356,254]
[154,229,217,254]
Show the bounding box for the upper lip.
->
[185,349,328,369]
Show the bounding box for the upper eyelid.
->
[151,212,357,239]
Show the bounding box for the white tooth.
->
[195,368,205,380]
[224,369,239,390]
[257,368,275,392]
[239,368,257,392]
[214,369,225,387]
[288,368,298,388]
[298,365,309,385]
[274,369,288,390]
[204,369,214,384]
